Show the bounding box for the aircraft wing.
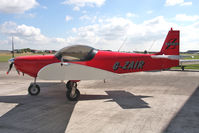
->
[38,62,117,80]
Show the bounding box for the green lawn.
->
[0,53,45,62]
[172,64,199,70]
[0,54,12,62]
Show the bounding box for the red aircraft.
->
[7,28,180,101]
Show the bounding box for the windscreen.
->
[55,45,98,62]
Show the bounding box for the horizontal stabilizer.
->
[151,55,185,60]
[151,54,195,60]
[180,59,199,63]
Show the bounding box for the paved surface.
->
[0,62,199,133]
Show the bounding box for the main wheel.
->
[66,81,77,91]
[66,89,80,101]
[181,66,185,71]
[28,84,40,96]
[66,81,72,90]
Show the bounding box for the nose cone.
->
[8,58,15,64]
[14,56,39,77]
[14,55,60,77]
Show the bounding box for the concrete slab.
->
[0,62,199,133]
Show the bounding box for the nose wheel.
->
[28,77,40,96]
[28,83,40,96]
[66,81,80,101]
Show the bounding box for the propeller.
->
[11,36,14,58]
[6,58,14,74]
[6,36,19,75]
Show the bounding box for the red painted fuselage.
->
[14,50,178,78]
[14,28,180,78]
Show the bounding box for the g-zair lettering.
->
[113,61,145,71]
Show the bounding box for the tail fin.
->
[157,28,179,55]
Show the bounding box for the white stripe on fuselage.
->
[38,62,117,80]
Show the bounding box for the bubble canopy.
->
[55,45,98,62]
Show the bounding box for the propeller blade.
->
[7,62,13,74]
[12,36,15,58]
[16,69,20,75]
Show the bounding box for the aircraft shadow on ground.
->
[0,82,151,133]
[0,82,76,133]
[80,90,151,109]
[163,86,199,133]
[0,96,76,133]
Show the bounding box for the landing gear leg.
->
[28,77,40,96]
[66,81,80,101]
[181,66,185,71]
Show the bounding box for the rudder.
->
[158,28,179,55]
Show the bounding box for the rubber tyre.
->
[66,81,72,90]
[28,84,40,96]
[66,89,80,101]
[66,81,77,91]
[182,66,185,71]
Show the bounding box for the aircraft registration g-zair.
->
[7,28,181,101]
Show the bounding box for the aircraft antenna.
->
[148,40,156,52]
[118,37,127,52]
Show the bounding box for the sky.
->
[0,0,199,52]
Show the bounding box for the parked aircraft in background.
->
[7,28,183,101]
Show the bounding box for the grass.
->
[0,54,11,62]
[0,53,45,62]
[172,64,199,70]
